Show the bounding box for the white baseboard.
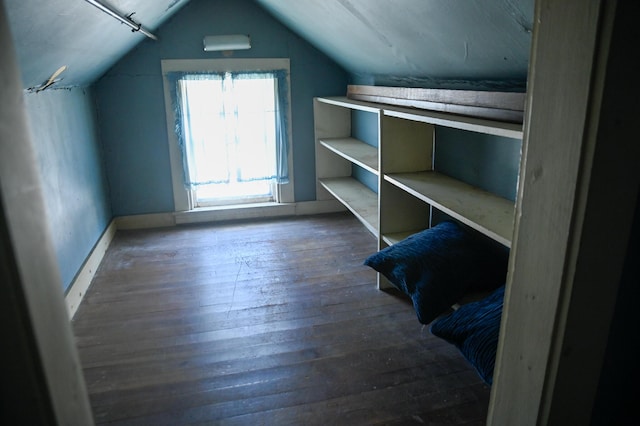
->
[115,212,176,229]
[65,219,117,319]
[66,200,346,319]
[174,202,296,225]
[173,200,346,225]
[295,199,346,216]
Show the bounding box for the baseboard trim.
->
[65,200,346,319]
[65,219,117,319]
[295,199,346,215]
[115,212,176,229]
[173,200,346,225]
[174,202,295,225]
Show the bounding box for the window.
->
[178,73,278,206]
[161,59,294,211]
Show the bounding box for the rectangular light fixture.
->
[203,34,251,52]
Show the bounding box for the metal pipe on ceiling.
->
[84,0,158,41]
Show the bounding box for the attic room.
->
[1,0,638,425]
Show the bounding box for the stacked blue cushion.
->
[364,221,508,324]
[429,285,505,385]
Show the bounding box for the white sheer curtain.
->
[174,71,287,192]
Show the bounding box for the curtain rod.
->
[84,0,158,41]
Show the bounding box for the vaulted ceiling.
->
[255,0,533,88]
[5,0,190,89]
[4,0,534,90]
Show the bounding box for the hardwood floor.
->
[72,213,490,425]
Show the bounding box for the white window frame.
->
[161,58,295,212]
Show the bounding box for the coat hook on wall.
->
[84,0,158,41]
[27,65,67,93]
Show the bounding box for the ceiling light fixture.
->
[84,0,158,41]
[203,35,251,52]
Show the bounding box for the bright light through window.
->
[179,73,279,206]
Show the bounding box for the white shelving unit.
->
[314,96,523,289]
[314,97,381,238]
[384,172,515,247]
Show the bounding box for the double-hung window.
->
[162,59,293,211]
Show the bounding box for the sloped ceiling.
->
[5,0,534,91]
[255,0,534,89]
[5,0,190,89]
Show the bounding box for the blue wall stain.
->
[24,88,111,291]
[94,0,348,215]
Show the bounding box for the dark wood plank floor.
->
[72,212,490,425]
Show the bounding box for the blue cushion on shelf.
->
[429,285,505,385]
[363,221,508,324]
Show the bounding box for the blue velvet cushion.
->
[363,221,508,324]
[429,285,505,385]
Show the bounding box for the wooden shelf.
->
[315,96,381,113]
[315,94,519,261]
[382,231,419,246]
[384,107,523,139]
[385,171,514,247]
[319,138,378,175]
[319,177,378,236]
[318,96,522,139]
[347,85,525,124]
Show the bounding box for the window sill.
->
[174,202,296,225]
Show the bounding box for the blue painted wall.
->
[351,110,379,193]
[24,88,111,291]
[94,0,348,216]
[435,127,521,202]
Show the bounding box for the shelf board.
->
[315,96,381,113]
[314,96,522,139]
[319,177,379,236]
[319,138,378,175]
[348,85,525,124]
[382,231,419,246]
[385,171,514,247]
[384,106,523,139]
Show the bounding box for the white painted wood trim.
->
[385,107,523,139]
[160,67,191,212]
[315,96,381,113]
[174,202,296,224]
[65,220,117,319]
[1,9,94,422]
[161,58,295,209]
[319,138,379,174]
[348,85,526,111]
[161,58,291,73]
[316,96,523,139]
[385,171,514,247]
[115,212,176,230]
[294,199,346,216]
[114,201,345,229]
[488,1,635,424]
[173,200,347,225]
[319,177,379,236]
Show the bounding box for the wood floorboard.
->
[72,212,490,425]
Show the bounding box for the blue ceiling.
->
[255,0,534,89]
[5,0,190,89]
[4,0,534,90]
